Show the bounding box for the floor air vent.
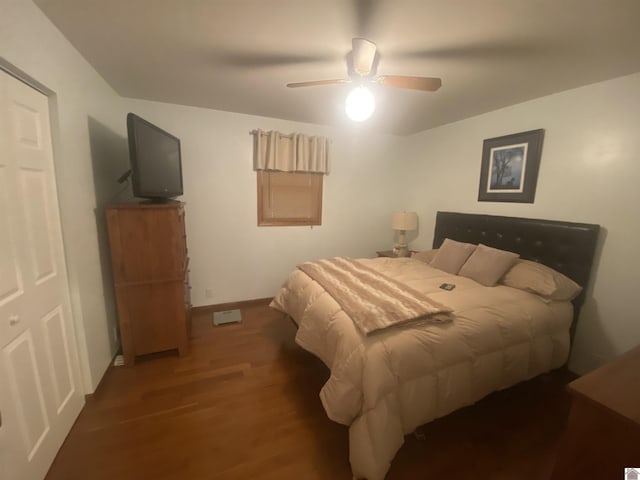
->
[213,309,242,326]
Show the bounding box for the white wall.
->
[125,99,405,306]
[1,0,128,391]
[402,72,640,374]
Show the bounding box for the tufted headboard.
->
[432,211,600,311]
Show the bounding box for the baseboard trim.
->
[192,297,273,314]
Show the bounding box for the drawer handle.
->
[9,314,20,326]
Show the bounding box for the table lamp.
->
[392,211,418,257]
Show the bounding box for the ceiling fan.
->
[286,38,442,93]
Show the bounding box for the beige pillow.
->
[412,249,438,264]
[501,259,583,301]
[429,239,477,274]
[458,244,520,286]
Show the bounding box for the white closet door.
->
[0,70,84,480]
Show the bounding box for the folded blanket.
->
[297,257,453,335]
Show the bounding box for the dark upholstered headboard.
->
[433,211,600,310]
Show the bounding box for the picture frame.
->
[478,129,545,203]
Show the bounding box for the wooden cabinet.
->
[106,202,190,365]
[550,345,640,479]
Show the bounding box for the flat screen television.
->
[127,113,183,201]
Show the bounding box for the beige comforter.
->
[270,257,572,480]
[298,257,453,335]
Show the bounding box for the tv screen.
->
[127,113,183,200]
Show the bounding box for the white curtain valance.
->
[253,129,330,174]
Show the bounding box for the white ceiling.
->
[34,0,640,135]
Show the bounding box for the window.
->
[252,129,329,226]
[257,170,323,226]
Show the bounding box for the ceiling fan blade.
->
[378,75,442,91]
[286,79,351,88]
[392,40,549,61]
[352,38,377,76]
[213,52,336,68]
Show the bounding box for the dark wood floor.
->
[46,301,575,480]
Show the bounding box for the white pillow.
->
[429,239,477,275]
[501,259,582,301]
[458,244,520,286]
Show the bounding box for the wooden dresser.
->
[106,202,191,365]
[551,345,640,479]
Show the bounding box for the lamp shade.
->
[391,211,418,231]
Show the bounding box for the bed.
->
[270,211,600,480]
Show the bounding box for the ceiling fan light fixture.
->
[345,86,375,122]
[352,38,377,76]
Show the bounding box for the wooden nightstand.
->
[377,250,408,258]
[550,345,640,479]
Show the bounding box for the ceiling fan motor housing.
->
[352,38,377,76]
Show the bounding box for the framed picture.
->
[478,129,545,203]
